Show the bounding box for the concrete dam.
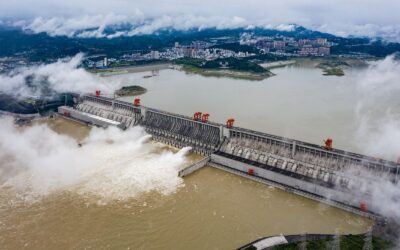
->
[58,94,400,219]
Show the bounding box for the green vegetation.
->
[248,53,289,62]
[322,67,345,76]
[316,60,348,76]
[115,85,147,96]
[108,59,167,68]
[319,61,348,68]
[205,58,267,73]
[331,40,400,58]
[1,26,400,62]
[318,60,350,68]
[183,66,271,80]
[174,57,268,74]
[173,58,204,67]
[268,235,393,250]
[173,57,273,80]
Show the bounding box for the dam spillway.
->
[58,94,400,218]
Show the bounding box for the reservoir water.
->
[0,65,376,249]
[115,65,365,153]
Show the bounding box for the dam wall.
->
[58,106,122,128]
[57,94,400,217]
[210,154,374,218]
[143,109,221,155]
[74,95,221,154]
[75,95,142,129]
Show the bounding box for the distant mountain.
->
[0,25,399,61]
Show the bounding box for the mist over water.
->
[354,55,400,162]
[349,56,400,222]
[0,116,190,204]
[0,54,121,97]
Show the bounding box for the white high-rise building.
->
[150,51,160,60]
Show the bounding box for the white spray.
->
[354,55,400,161]
[0,116,191,204]
[0,54,124,97]
[348,55,400,223]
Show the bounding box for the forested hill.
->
[1,25,400,61]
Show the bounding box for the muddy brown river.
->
[0,117,372,250]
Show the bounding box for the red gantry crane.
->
[201,113,209,123]
[133,98,141,107]
[193,112,202,121]
[324,137,333,150]
[226,118,235,128]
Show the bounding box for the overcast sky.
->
[1,0,400,40]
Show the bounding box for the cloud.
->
[346,55,400,221]
[0,116,190,203]
[13,15,400,41]
[317,23,400,42]
[17,13,144,38]
[345,167,400,221]
[0,54,122,97]
[13,15,264,38]
[1,0,400,41]
[354,55,400,161]
[126,15,251,36]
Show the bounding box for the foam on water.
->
[0,116,190,203]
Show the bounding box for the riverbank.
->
[260,60,296,69]
[87,63,171,76]
[294,57,369,67]
[295,57,369,76]
[181,65,274,80]
[174,57,274,80]
[87,57,370,79]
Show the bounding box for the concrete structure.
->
[238,233,368,250]
[58,106,122,128]
[251,235,287,250]
[58,94,400,218]
[178,156,211,177]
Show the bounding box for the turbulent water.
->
[0,117,190,203]
[2,63,390,249]
[0,117,372,250]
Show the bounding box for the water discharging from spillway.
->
[0,117,372,249]
[0,116,190,203]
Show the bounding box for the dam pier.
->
[58,94,400,219]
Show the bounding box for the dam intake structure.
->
[58,94,400,218]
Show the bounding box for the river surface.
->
[115,65,365,154]
[0,66,375,250]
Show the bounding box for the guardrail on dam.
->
[58,94,400,218]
